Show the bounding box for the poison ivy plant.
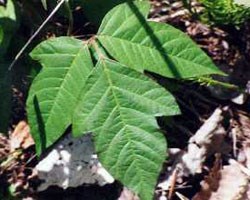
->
[27,1,223,199]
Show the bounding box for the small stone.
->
[159,195,167,200]
[35,133,114,191]
[231,93,247,105]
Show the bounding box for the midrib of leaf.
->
[102,64,172,115]
[107,125,159,173]
[98,35,210,71]
[99,59,138,173]
[40,46,86,127]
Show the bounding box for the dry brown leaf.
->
[232,111,250,141]
[232,111,250,169]
[243,143,250,171]
[242,184,250,200]
[10,121,34,151]
[193,157,249,200]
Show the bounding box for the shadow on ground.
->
[36,182,122,200]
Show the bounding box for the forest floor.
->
[0,0,250,200]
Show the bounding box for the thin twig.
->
[8,0,66,71]
[168,168,178,200]
[65,0,73,36]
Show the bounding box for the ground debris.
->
[10,121,34,152]
[118,187,140,200]
[193,157,249,200]
[158,107,231,197]
[0,133,10,162]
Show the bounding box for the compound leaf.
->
[97,1,223,79]
[73,59,180,200]
[27,37,94,154]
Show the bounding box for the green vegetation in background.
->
[198,0,250,26]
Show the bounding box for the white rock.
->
[36,133,114,191]
[231,93,247,105]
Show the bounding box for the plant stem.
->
[65,0,73,36]
[198,76,243,92]
[91,39,108,60]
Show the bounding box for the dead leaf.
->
[231,111,250,168]
[193,156,249,200]
[10,121,34,151]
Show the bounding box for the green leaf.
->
[0,0,18,58]
[97,0,150,34]
[41,0,48,10]
[73,59,180,200]
[0,63,11,133]
[198,0,250,25]
[27,37,94,154]
[97,1,223,79]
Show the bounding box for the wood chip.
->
[10,121,34,151]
